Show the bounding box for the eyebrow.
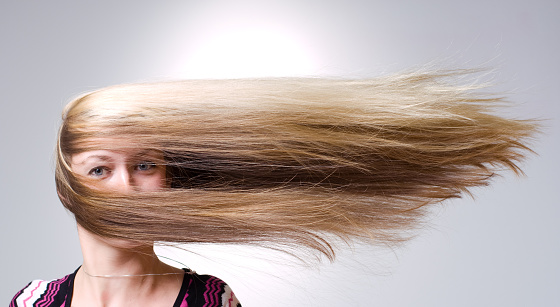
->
[131,150,163,159]
[75,155,113,165]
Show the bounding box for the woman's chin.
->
[102,237,151,250]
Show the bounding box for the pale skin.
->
[70,147,184,307]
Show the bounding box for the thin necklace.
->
[81,267,191,278]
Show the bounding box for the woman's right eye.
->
[89,167,107,177]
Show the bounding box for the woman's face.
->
[71,145,167,249]
[71,147,167,193]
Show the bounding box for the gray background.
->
[1,0,559,306]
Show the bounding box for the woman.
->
[11,69,537,306]
[12,102,242,306]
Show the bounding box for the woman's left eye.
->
[136,162,156,171]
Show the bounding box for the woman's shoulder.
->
[10,269,241,307]
[10,271,75,307]
[176,269,242,307]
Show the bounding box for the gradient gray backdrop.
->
[1,1,559,306]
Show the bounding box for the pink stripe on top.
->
[22,280,44,307]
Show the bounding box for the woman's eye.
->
[89,167,107,177]
[136,162,156,171]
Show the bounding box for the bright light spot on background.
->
[153,1,326,79]
[177,27,318,78]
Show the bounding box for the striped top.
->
[10,268,241,307]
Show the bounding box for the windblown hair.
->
[55,69,538,260]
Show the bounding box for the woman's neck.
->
[73,225,184,307]
[78,225,162,275]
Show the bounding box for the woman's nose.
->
[113,167,134,192]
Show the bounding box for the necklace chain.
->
[81,267,191,278]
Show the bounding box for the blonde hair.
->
[56,69,538,260]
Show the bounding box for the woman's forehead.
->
[72,136,159,150]
[71,148,164,165]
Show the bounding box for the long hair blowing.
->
[55,69,538,260]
